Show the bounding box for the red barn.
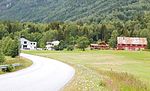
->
[117,37,147,51]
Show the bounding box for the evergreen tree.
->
[10,37,20,58]
[0,24,8,39]
[122,28,130,37]
[2,37,14,56]
[109,30,119,48]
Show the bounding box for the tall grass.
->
[90,67,149,91]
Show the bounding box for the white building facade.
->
[20,38,37,50]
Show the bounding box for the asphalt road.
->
[0,53,75,91]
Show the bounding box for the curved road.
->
[0,53,75,91]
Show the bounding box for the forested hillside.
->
[0,0,150,52]
[0,12,150,50]
[0,0,150,22]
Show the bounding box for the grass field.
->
[0,56,32,74]
[23,50,150,91]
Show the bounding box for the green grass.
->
[23,50,150,91]
[0,56,32,74]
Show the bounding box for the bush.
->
[67,45,74,51]
[7,65,15,72]
[53,45,64,51]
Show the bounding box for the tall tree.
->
[2,37,14,56]
[0,24,8,39]
[10,37,20,58]
[0,41,5,64]
[109,30,119,48]
[77,36,90,51]
[140,29,150,49]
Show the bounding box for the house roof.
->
[90,44,99,46]
[20,38,37,43]
[46,41,60,45]
[117,37,147,45]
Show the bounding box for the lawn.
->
[0,56,32,74]
[23,50,150,91]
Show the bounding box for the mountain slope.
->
[0,0,150,22]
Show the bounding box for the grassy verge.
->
[0,56,32,74]
[23,50,150,91]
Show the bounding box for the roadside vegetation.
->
[23,50,150,91]
[0,37,32,74]
[0,56,32,74]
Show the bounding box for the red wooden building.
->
[90,42,109,50]
[117,37,147,51]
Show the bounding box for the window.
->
[33,43,36,45]
[24,41,27,44]
[23,45,27,48]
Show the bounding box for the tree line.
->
[0,12,150,62]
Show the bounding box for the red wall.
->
[117,44,147,50]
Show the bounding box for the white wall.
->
[20,38,37,50]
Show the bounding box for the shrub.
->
[7,65,15,72]
[67,45,74,51]
[54,40,66,51]
[53,45,64,51]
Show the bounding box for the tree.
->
[0,49,5,64]
[0,41,5,64]
[67,36,76,45]
[54,40,66,51]
[139,29,150,49]
[0,24,8,39]
[109,30,118,48]
[2,37,19,57]
[10,37,20,58]
[39,30,58,48]
[100,24,108,41]
[77,36,90,51]
[2,37,14,56]
[122,28,130,37]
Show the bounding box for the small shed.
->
[90,42,109,50]
[117,37,147,51]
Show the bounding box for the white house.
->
[20,38,37,50]
[46,41,60,50]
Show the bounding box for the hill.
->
[0,0,150,22]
